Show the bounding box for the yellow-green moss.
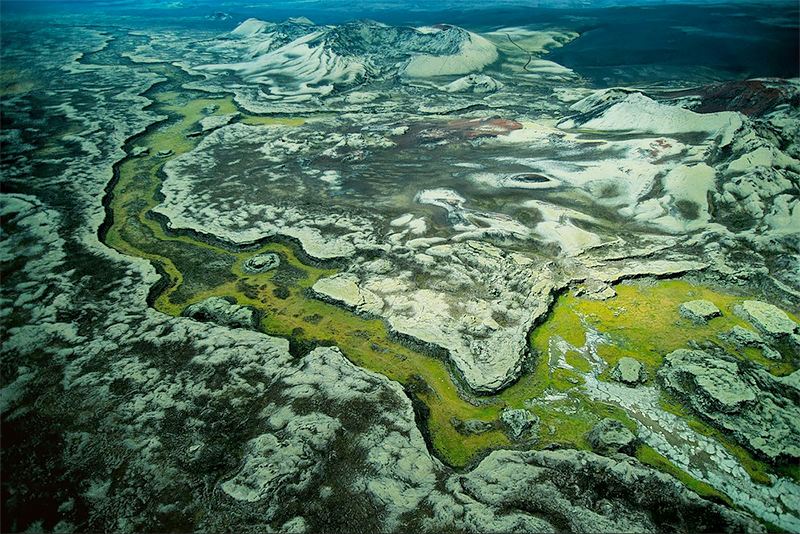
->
[530,296,586,349]
[566,350,591,372]
[241,116,307,126]
[576,280,745,359]
[103,67,796,485]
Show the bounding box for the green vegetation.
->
[636,444,734,507]
[565,349,591,373]
[103,64,598,468]
[661,390,774,486]
[103,61,798,492]
[545,280,797,378]
[241,115,306,127]
[775,463,800,483]
[530,296,586,348]
[541,281,797,486]
[687,420,773,485]
[106,89,245,313]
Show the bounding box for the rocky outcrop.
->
[586,418,637,455]
[725,325,764,346]
[442,74,503,93]
[182,296,259,329]
[456,449,765,533]
[220,412,341,502]
[736,300,799,343]
[311,273,384,316]
[500,408,540,441]
[363,241,557,395]
[659,348,800,461]
[675,79,798,118]
[451,417,493,436]
[199,113,239,133]
[242,252,280,274]
[609,357,647,386]
[662,350,756,414]
[679,299,722,325]
[574,278,617,300]
[222,345,441,532]
[719,325,783,361]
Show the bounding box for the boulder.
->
[182,296,258,329]
[575,278,617,300]
[199,112,239,133]
[726,324,764,346]
[452,417,493,436]
[457,449,764,534]
[777,369,800,391]
[500,409,540,441]
[661,349,756,414]
[242,252,280,274]
[737,300,799,339]
[586,418,637,455]
[659,348,800,460]
[464,419,493,435]
[592,286,618,300]
[609,357,647,386]
[720,325,783,361]
[679,299,722,324]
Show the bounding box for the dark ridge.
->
[402,373,515,474]
[287,335,320,359]
[145,200,348,271]
[384,327,475,396]
[144,207,265,255]
[402,386,436,458]
[429,103,495,116]
[96,99,170,246]
[181,298,264,331]
[145,260,173,309]
[659,79,800,118]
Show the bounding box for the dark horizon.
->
[4,0,798,85]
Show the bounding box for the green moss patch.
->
[102,63,797,489]
[565,349,591,372]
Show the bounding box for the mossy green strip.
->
[636,444,734,507]
[103,64,797,487]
